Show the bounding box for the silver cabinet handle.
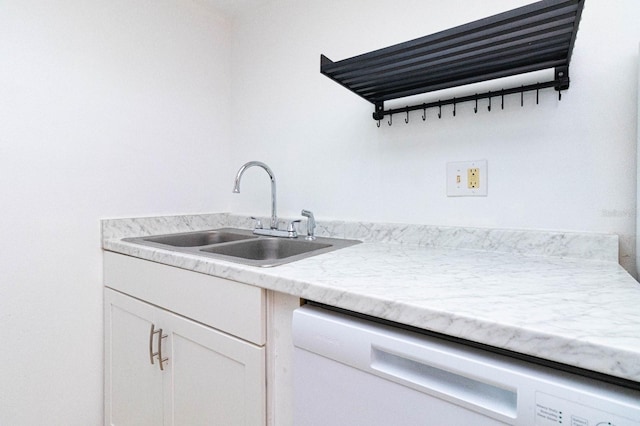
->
[149,324,168,370]
[157,328,168,371]
[150,324,159,365]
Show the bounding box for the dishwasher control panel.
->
[535,391,639,426]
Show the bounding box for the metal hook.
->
[501,93,504,110]
[521,86,524,107]
[453,98,456,117]
[388,114,393,126]
[488,93,492,112]
[536,86,539,105]
[377,119,381,127]
[405,109,409,124]
[422,105,427,121]
[558,90,562,101]
[438,103,442,119]
[474,96,478,114]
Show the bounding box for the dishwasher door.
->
[293,305,640,426]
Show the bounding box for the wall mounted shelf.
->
[320,0,585,123]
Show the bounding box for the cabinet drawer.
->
[104,252,265,345]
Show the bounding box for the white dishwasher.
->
[293,304,640,426]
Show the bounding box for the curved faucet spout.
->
[232,161,278,230]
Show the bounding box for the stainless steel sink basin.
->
[141,230,256,247]
[201,238,331,260]
[122,228,361,267]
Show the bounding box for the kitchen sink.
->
[141,230,256,247]
[122,228,360,267]
[201,238,331,261]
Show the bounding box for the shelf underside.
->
[320,0,584,107]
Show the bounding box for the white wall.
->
[0,1,232,423]
[229,0,640,274]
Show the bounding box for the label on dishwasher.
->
[535,400,563,424]
[535,391,639,426]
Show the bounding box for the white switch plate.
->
[446,160,488,197]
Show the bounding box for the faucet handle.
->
[286,220,301,238]
[250,216,263,230]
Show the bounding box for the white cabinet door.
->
[166,310,265,426]
[105,290,164,426]
[105,288,266,426]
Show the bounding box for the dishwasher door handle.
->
[370,346,517,420]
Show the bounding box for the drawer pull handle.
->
[157,328,168,371]
[149,324,168,370]
[150,324,160,365]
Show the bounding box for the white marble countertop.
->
[102,213,640,384]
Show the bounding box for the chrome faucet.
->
[233,161,278,230]
[233,161,300,238]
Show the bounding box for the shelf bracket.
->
[373,102,385,121]
[554,66,570,91]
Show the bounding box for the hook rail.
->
[372,80,563,124]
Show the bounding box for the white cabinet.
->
[106,290,164,425]
[104,252,266,426]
